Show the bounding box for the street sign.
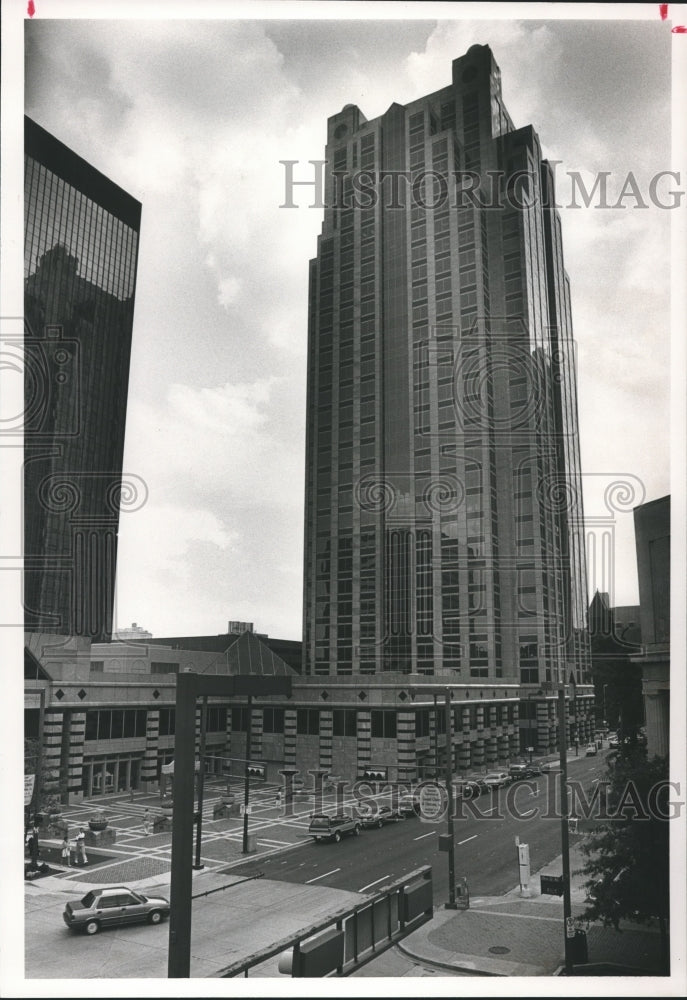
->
[240,804,252,815]
[540,874,565,896]
[566,916,576,939]
[247,763,266,780]
[24,774,35,806]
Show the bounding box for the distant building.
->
[24,117,141,641]
[228,621,254,634]
[113,622,153,641]
[631,495,670,757]
[588,591,643,733]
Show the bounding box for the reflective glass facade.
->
[24,117,141,640]
[303,45,591,685]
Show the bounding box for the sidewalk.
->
[394,843,666,977]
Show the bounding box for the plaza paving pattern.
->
[29,781,328,890]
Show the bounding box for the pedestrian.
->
[75,828,88,866]
[60,835,71,867]
[143,808,152,836]
[274,789,282,807]
[129,786,135,803]
[29,827,40,869]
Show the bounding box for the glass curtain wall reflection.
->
[24,117,141,640]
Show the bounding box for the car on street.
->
[398,792,422,817]
[454,778,485,799]
[359,804,403,829]
[508,761,542,780]
[308,813,361,842]
[585,743,598,757]
[608,736,620,749]
[540,760,561,772]
[484,771,511,789]
[63,886,170,935]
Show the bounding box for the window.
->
[151,662,179,675]
[263,708,285,734]
[297,709,320,735]
[84,709,148,741]
[415,710,430,737]
[371,710,397,739]
[90,661,104,673]
[158,708,176,736]
[231,707,250,732]
[333,709,356,737]
[206,706,227,732]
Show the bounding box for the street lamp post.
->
[242,694,253,854]
[602,683,608,727]
[558,686,574,975]
[410,684,457,909]
[193,697,207,870]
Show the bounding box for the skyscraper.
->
[24,117,141,641]
[303,44,591,692]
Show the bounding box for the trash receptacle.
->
[571,929,588,964]
[245,832,258,854]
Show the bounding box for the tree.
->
[579,748,670,971]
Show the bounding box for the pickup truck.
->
[308,813,361,843]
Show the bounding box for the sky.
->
[20,3,675,642]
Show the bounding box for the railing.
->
[212,864,433,978]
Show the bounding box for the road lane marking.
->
[306,868,341,884]
[458,835,478,845]
[359,875,390,893]
[414,831,435,841]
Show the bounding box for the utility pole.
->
[193,696,207,870]
[242,694,253,854]
[559,686,574,974]
[444,688,457,910]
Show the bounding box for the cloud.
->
[24,15,671,627]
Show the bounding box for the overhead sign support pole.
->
[168,672,292,978]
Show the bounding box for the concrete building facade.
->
[631,495,670,758]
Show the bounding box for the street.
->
[230,753,605,903]
[24,752,607,978]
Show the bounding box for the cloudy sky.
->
[21,3,674,641]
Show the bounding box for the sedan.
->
[585,744,598,757]
[484,771,511,789]
[359,805,403,829]
[63,886,170,935]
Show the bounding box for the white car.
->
[483,771,511,789]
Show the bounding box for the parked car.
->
[608,736,620,749]
[359,804,402,829]
[540,760,561,772]
[308,813,361,843]
[454,778,485,799]
[484,771,511,789]
[63,886,170,935]
[585,744,598,757]
[509,761,542,779]
[399,792,422,817]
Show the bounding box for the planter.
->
[220,794,235,806]
[160,801,174,815]
[88,819,109,833]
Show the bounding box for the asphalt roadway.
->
[23,751,607,980]
[230,753,605,903]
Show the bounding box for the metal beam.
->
[167,672,292,978]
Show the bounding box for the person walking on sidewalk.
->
[75,828,88,866]
[143,809,152,836]
[60,835,71,867]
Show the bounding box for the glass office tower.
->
[303,45,591,686]
[24,117,141,640]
